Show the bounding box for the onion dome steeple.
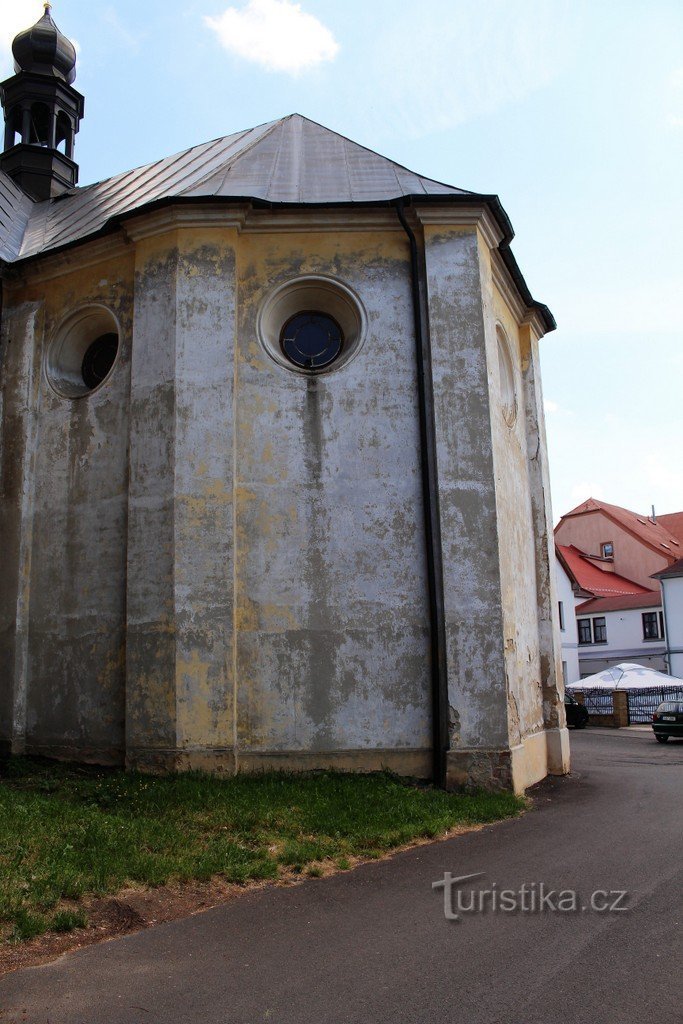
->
[12,3,78,85]
[0,3,85,201]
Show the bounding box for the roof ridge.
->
[210,118,285,196]
[279,112,473,195]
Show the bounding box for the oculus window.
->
[258,275,366,376]
[280,312,343,370]
[81,333,118,390]
[46,304,120,399]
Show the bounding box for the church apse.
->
[0,8,568,792]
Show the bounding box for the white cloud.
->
[544,399,560,414]
[204,0,339,76]
[355,0,579,140]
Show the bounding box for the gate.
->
[582,690,614,717]
[626,685,683,724]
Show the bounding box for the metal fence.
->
[582,690,614,716]
[626,686,683,724]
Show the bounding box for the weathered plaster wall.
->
[422,224,510,786]
[1,252,134,762]
[517,321,568,774]
[126,226,237,771]
[233,228,431,766]
[485,275,544,744]
[0,202,565,791]
[0,301,41,755]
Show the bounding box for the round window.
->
[81,333,119,390]
[257,275,367,376]
[280,312,343,370]
[46,305,120,398]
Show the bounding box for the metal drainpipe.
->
[394,198,449,788]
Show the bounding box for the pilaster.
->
[0,300,42,755]
[125,226,238,771]
[519,322,570,774]
[420,223,511,786]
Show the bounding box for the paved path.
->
[2,730,681,1024]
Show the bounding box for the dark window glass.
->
[601,542,614,558]
[81,333,118,390]
[280,312,343,370]
[593,617,607,643]
[558,601,565,631]
[578,619,592,645]
[642,612,661,640]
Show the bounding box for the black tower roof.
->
[1,3,83,201]
[12,3,77,85]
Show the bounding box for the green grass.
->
[0,757,524,942]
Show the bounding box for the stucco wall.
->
[555,557,580,684]
[1,252,134,762]
[0,203,565,790]
[423,225,509,757]
[661,577,683,678]
[487,279,545,742]
[234,228,430,760]
[125,227,237,771]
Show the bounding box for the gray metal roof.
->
[0,114,555,330]
[2,114,470,264]
[0,170,33,262]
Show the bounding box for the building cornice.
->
[2,233,133,288]
[415,203,504,250]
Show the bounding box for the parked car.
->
[651,701,683,743]
[564,692,588,728]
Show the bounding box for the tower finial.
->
[44,2,52,11]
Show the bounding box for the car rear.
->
[652,701,683,743]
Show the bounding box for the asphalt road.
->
[2,729,682,1024]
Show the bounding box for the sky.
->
[2,0,682,521]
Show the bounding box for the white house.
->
[574,592,666,677]
[554,554,580,685]
[653,559,683,678]
[555,543,666,678]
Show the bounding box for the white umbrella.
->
[566,662,683,691]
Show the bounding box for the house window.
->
[562,661,568,685]
[593,617,607,643]
[558,601,565,631]
[601,542,614,558]
[643,612,665,641]
[578,617,607,645]
[578,619,592,645]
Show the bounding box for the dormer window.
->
[601,542,614,559]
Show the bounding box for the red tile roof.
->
[576,592,662,614]
[657,512,683,545]
[557,498,682,561]
[556,544,653,598]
